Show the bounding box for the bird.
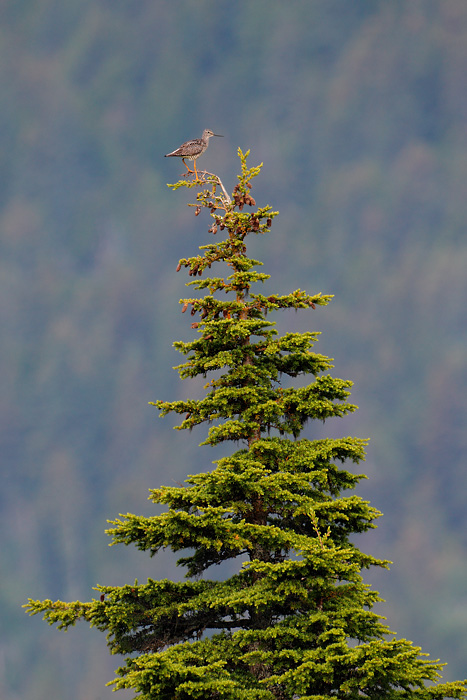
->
[165,129,223,179]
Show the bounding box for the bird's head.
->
[203,129,223,140]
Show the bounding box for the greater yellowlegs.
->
[165,129,223,179]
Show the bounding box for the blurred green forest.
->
[1,1,466,699]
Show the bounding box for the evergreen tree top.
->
[25,150,467,700]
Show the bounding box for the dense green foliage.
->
[26,154,467,700]
[2,3,467,699]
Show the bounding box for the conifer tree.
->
[26,151,467,700]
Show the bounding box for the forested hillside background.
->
[1,2,466,699]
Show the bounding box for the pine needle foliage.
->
[26,151,467,700]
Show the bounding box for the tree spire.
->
[25,150,467,700]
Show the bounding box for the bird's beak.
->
[213,134,223,137]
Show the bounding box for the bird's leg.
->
[193,160,199,180]
[182,158,194,174]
